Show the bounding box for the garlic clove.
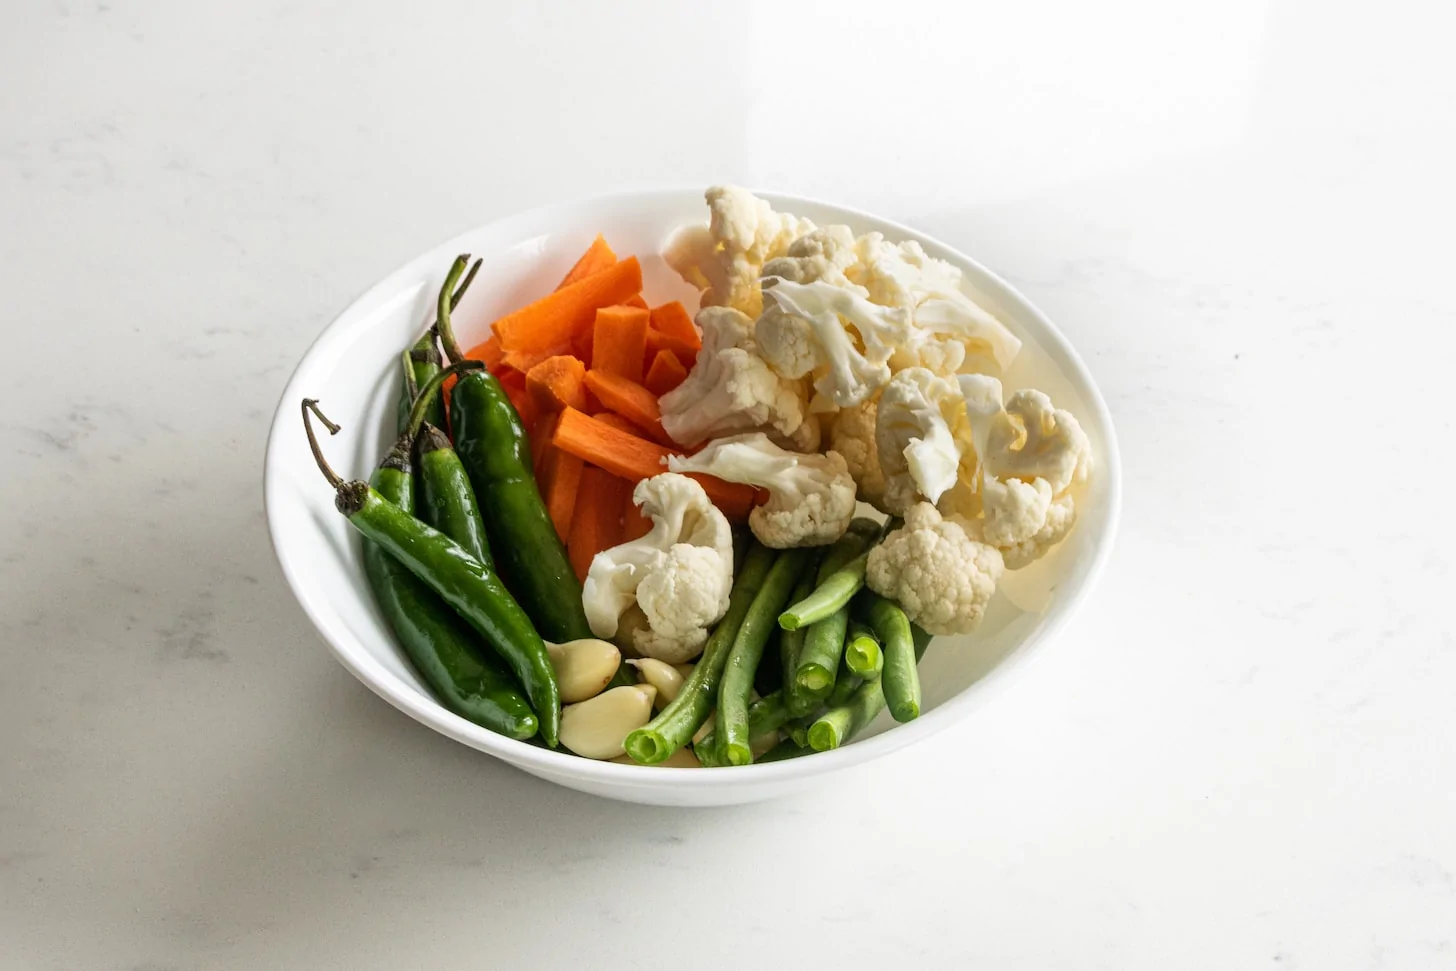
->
[546,638,622,703]
[559,685,657,760]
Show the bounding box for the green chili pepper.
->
[395,259,480,435]
[416,423,492,569]
[434,255,593,645]
[302,398,561,747]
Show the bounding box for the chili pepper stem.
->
[435,255,473,364]
[400,349,419,404]
[301,399,343,488]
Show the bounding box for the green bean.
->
[844,619,883,679]
[693,690,793,766]
[623,544,776,764]
[776,570,818,697]
[777,525,878,630]
[808,623,932,750]
[825,667,862,708]
[786,604,849,716]
[755,739,811,763]
[716,548,813,766]
[858,592,920,722]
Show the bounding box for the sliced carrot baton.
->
[568,465,628,581]
[551,407,757,520]
[556,234,616,290]
[539,444,584,542]
[649,301,701,351]
[591,305,650,384]
[644,329,700,371]
[526,355,588,414]
[623,294,649,309]
[582,369,668,441]
[621,487,653,542]
[644,348,689,396]
[589,411,643,436]
[496,257,643,371]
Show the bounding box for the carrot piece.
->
[649,301,701,351]
[556,235,617,290]
[495,257,643,367]
[621,487,653,542]
[591,305,650,384]
[497,369,539,430]
[590,411,642,436]
[644,349,689,396]
[532,411,560,476]
[464,334,506,370]
[645,329,700,370]
[568,466,628,581]
[539,445,583,542]
[552,408,756,520]
[583,370,666,441]
[623,293,649,309]
[525,355,588,414]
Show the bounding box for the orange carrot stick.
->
[623,294,649,309]
[568,466,628,581]
[649,301,701,351]
[589,411,642,436]
[621,487,653,542]
[532,411,560,476]
[525,355,588,413]
[644,349,689,396]
[583,369,667,441]
[556,235,617,290]
[540,445,583,542]
[495,257,643,370]
[591,305,650,384]
[645,329,700,370]
[552,408,756,520]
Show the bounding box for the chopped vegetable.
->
[581,474,734,663]
[623,543,776,764]
[623,293,649,309]
[560,684,657,759]
[551,407,758,519]
[864,502,1002,636]
[843,619,883,679]
[649,300,701,351]
[588,411,642,436]
[644,348,689,396]
[591,305,650,383]
[668,432,855,548]
[583,369,666,441]
[538,444,583,541]
[526,355,589,413]
[645,328,701,370]
[495,256,643,371]
[556,234,616,290]
[546,638,622,703]
[464,334,506,372]
[568,465,628,582]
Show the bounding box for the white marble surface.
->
[3,0,1453,967]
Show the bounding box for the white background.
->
[3,1,1454,968]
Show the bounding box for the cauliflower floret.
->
[954,374,1091,568]
[849,233,1022,376]
[828,397,888,510]
[668,432,856,548]
[659,306,813,447]
[663,186,816,318]
[761,225,861,289]
[756,276,912,411]
[876,367,971,514]
[865,502,1004,636]
[581,474,734,663]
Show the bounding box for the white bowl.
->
[264,189,1121,806]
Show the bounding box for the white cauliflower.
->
[755,276,912,412]
[875,367,972,514]
[865,502,1004,636]
[954,374,1092,569]
[664,186,816,318]
[849,233,1022,376]
[581,474,734,663]
[659,306,813,448]
[668,432,856,548]
[828,396,888,510]
[761,225,861,289]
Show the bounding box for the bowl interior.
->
[264,190,1119,798]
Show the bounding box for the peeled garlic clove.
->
[672,663,695,679]
[750,732,780,758]
[611,748,702,768]
[692,710,716,744]
[546,638,622,703]
[627,658,684,709]
[559,685,657,760]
